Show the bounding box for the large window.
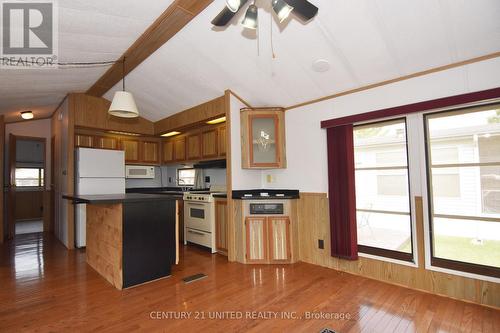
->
[425,105,500,277]
[15,168,44,187]
[353,119,413,261]
[177,168,195,186]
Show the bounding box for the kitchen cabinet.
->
[75,134,94,148]
[162,140,174,163]
[218,126,227,157]
[215,199,228,255]
[96,136,119,150]
[143,141,159,164]
[267,216,291,263]
[173,137,186,161]
[121,140,140,163]
[186,134,201,160]
[240,108,286,169]
[245,217,268,263]
[202,129,218,158]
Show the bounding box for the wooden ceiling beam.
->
[86,0,214,97]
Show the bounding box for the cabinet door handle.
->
[188,230,205,236]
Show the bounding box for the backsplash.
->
[125,164,226,189]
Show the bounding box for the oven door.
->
[184,201,212,233]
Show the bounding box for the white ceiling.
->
[103,0,500,122]
[0,0,175,122]
[2,0,500,123]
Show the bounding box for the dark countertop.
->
[63,193,178,205]
[232,189,300,200]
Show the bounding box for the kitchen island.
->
[64,193,177,290]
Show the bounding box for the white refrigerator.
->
[75,148,125,248]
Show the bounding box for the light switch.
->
[266,174,273,183]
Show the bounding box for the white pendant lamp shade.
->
[109,91,139,118]
[242,4,258,29]
[226,0,241,12]
[272,0,293,22]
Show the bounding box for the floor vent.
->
[320,329,336,333]
[182,273,207,284]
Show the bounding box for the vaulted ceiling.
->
[2,0,500,123]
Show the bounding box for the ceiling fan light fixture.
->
[272,0,294,23]
[226,0,241,12]
[242,4,258,29]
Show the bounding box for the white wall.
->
[230,94,263,190]
[5,118,52,189]
[261,57,500,193]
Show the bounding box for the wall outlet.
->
[318,239,324,249]
[266,174,273,183]
[205,176,210,183]
[168,177,172,183]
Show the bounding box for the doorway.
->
[7,135,48,238]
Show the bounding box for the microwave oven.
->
[125,165,155,179]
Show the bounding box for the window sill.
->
[358,252,418,268]
[425,263,500,284]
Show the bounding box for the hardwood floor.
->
[0,233,498,332]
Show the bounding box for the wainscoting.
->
[297,193,500,309]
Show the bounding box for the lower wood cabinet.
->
[215,199,228,255]
[245,216,291,264]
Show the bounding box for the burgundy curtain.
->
[327,125,358,260]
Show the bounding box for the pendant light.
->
[108,57,139,118]
[242,3,258,29]
[272,0,293,22]
[226,0,241,12]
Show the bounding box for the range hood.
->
[193,159,226,169]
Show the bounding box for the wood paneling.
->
[186,134,201,160]
[162,140,174,163]
[297,193,500,308]
[14,191,43,220]
[43,190,52,232]
[121,140,140,163]
[215,199,228,255]
[86,0,214,97]
[72,94,154,135]
[201,129,218,158]
[154,96,225,135]
[142,141,159,164]
[86,203,123,290]
[2,233,499,331]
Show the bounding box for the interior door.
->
[245,217,268,263]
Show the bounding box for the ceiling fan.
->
[211,0,319,29]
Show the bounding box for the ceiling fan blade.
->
[283,0,318,21]
[211,0,249,27]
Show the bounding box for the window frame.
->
[423,103,500,279]
[353,117,415,262]
[176,168,195,187]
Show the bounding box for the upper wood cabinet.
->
[121,140,140,163]
[186,134,201,160]
[218,126,227,157]
[173,137,186,161]
[75,134,93,148]
[202,129,218,158]
[162,140,174,163]
[241,108,286,169]
[95,136,119,150]
[143,141,159,164]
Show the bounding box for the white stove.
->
[183,189,225,253]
